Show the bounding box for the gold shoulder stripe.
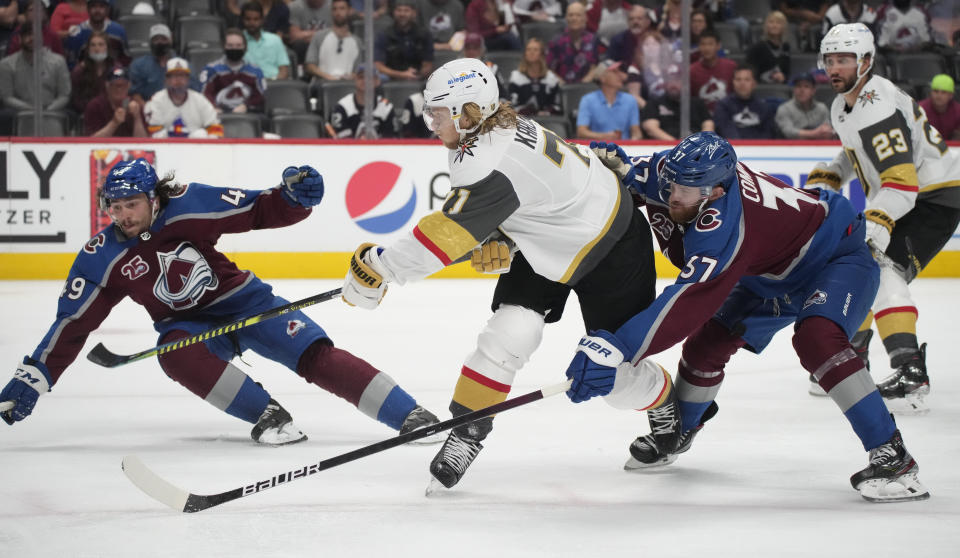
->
[920,180,960,193]
[417,212,481,264]
[879,162,918,189]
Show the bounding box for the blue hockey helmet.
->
[658,132,737,204]
[102,158,159,206]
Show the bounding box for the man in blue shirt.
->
[63,0,130,68]
[575,60,641,140]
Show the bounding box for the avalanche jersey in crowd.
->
[379,117,633,284]
[145,89,224,138]
[199,58,267,113]
[330,92,396,138]
[64,19,130,67]
[822,74,960,221]
[28,185,310,384]
[616,154,858,360]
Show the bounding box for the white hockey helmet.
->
[819,23,875,84]
[422,57,501,137]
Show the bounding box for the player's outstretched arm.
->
[0,360,51,425]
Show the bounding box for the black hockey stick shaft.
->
[86,288,342,368]
[123,379,572,513]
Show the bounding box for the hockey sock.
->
[676,319,744,430]
[297,341,416,430]
[875,307,920,368]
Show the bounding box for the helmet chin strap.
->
[840,58,872,95]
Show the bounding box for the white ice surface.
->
[1,278,958,557]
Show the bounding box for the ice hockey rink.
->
[1,277,958,557]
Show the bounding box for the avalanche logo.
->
[345,162,417,234]
[153,242,219,310]
[803,290,828,310]
[286,319,306,338]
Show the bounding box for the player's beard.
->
[830,73,858,94]
[669,202,702,224]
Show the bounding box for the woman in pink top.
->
[51,0,91,40]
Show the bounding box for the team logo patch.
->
[695,208,722,232]
[286,320,306,338]
[153,242,219,310]
[858,89,879,107]
[803,290,828,309]
[454,137,478,164]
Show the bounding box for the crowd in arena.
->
[1,0,959,139]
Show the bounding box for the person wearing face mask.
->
[144,57,223,138]
[199,28,267,114]
[70,31,115,115]
[64,0,130,69]
[130,24,201,107]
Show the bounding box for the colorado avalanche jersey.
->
[379,117,633,284]
[618,154,858,361]
[145,89,224,138]
[823,75,960,220]
[28,184,310,384]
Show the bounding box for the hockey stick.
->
[86,288,343,368]
[0,401,13,412]
[122,379,573,513]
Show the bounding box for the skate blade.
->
[406,432,445,446]
[808,381,828,397]
[425,477,447,497]
[255,427,308,447]
[858,474,930,503]
[883,393,930,416]
[624,453,679,471]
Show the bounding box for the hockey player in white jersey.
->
[342,58,669,492]
[805,23,960,413]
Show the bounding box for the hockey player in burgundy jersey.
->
[0,159,439,446]
[564,132,929,502]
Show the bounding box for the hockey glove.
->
[281,165,325,208]
[805,162,842,192]
[343,242,389,309]
[864,209,894,254]
[1,359,51,425]
[590,141,636,184]
[565,330,631,403]
[471,239,514,274]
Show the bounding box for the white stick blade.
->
[122,455,190,511]
[0,401,14,412]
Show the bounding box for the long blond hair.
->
[461,101,519,141]
[517,38,548,79]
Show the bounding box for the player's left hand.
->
[590,141,635,184]
[864,209,894,254]
[343,243,389,309]
[1,360,51,425]
[565,330,630,403]
[471,239,514,274]
[281,165,325,208]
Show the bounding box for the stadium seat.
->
[15,111,71,137]
[168,0,212,25]
[187,47,223,74]
[175,15,223,52]
[732,0,769,23]
[487,50,523,79]
[754,83,792,101]
[433,49,460,69]
[319,80,355,122]
[715,22,742,53]
[220,113,263,138]
[271,114,324,138]
[520,21,565,47]
[790,52,820,77]
[558,82,599,130]
[532,115,570,139]
[118,14,164,49]
[264,80,310,116]
[890,53,946,86]
[113,0,153,18]
[814,85,836,106]
[380,80,425,116]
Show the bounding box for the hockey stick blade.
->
[86,288,342,368]
[0,401,14,412]
[123,379,572,513]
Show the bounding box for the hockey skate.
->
[425,430,483,495]
[625,401,718,470]
[250,399,307,446]
[876,344,929,415]
[850,429,930,503]
[399,405,443,445]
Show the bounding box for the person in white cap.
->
[131,23,199,106]
[144,57,223,138]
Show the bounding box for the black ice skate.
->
[850,429,929,503]
[399,405,443,445]
[426,431,483,494]
[625,401,718,470]
[250,399,307,446]
[876,344,929,414]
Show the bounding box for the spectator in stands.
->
[374,0,433,81]
[606,4,653,68]
[658,0,683,42]
[876,0,932,53]
[778,0,830,49]
[0,0,16,56]
[84,65,148,137]
[509,37,561,116]
[575,60,641,140]
[920,74,960,141]
[822,0,877,37]
[258,0,291,42]
[641,65,714,140]
[399,89,432,138]
[587,0,631,46]
[775,71,833,139]
[242,1,291,80]
[330,64,396,138]
[690,30,737,112]
[713,65,777,139]
[0,23,71,134]
[461,31,507,98]
[51,0,89,41]
[7,1,64,56]
[144,57,223,137]
[746,10,791,84]
[288,0,331,64]
[64,0,129,68]
[466,0,521,51]
[419,0,465,52]
[512,0,562,24]
[687,9,714,62]
[305,0,359,94]
[624,43,649,111]
[70,31,113,114]
[547,1,599,84]
[200,28,266,114]
[130,24,199,106]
